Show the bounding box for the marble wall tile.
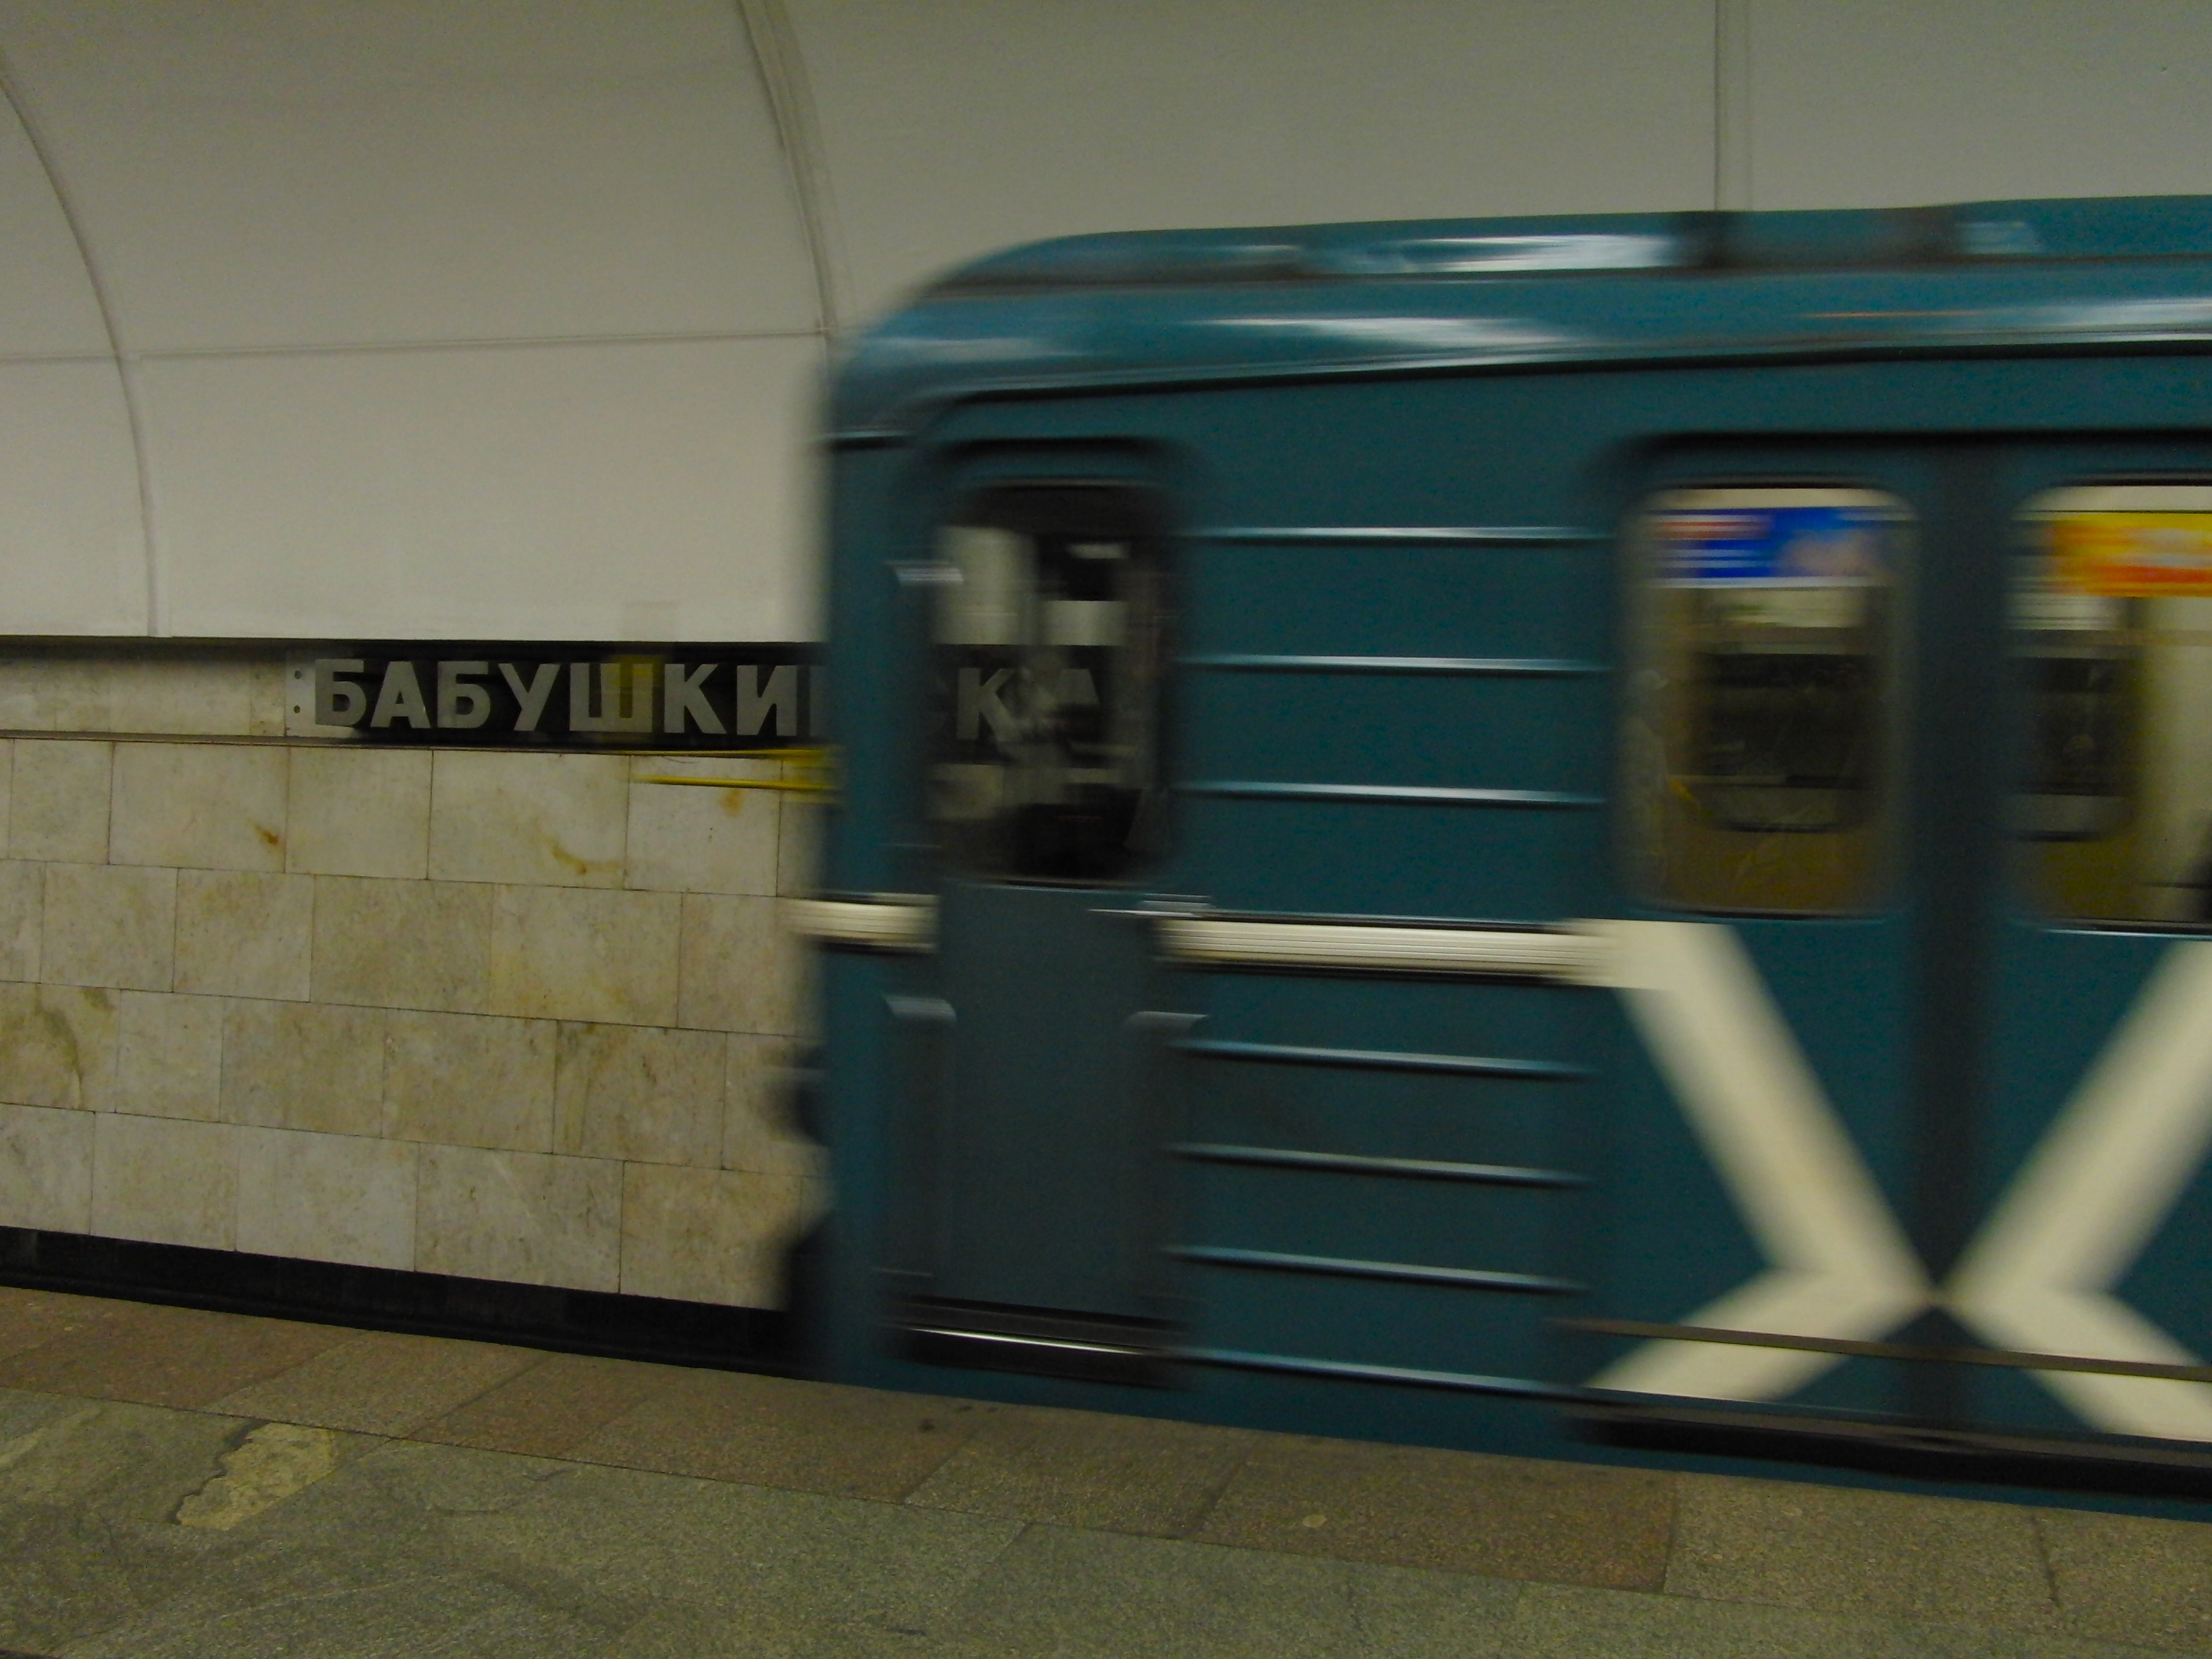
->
[428,750,627,888]
[722,1032,822,1181]
[103,659,273,737]
[174,870,313,1000]
[488,884,679,1026]
[676,893,808,1035]
[236,1126,416,1269]
[91,1112,235,1250]
[110,740,287,870]
[0,739,13,848]
[551,1021,722,1166]
[385,1009,555,1153]
[619,1162,824,1307]
[623,758,779,895]
[112,991,224,1122]
[9,738,110,862]
[40,862,174,991]
[0,982,118,1111]
[416,1144,620,1292]
[221,998,386,1137]
[286,746,431,879]
[0,662,53,730]
[0,1101,93,1232]
[0,858,41,980]
[777,795,820,898]
[311,875,492,1013]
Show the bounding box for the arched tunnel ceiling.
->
[0,1,2203,639]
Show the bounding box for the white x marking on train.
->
[1586,921,2212,1441]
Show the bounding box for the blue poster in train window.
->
[1658,504,1892,585]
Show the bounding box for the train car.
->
[794,197,2212,1498]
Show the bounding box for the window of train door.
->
[1628,486,1910,913]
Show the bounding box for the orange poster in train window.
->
[2048,512,2212,596]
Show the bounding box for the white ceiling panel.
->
[0,0,819,351]
[786,0,1716,324]
[1748,0,2212,208]
[138,338,823,642]
[0,91,109,357]
[0,360,147,632]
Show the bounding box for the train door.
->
[894,474,1185,1379]
[1600,440,2212,1466]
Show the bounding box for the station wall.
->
[0,1,2207,1311]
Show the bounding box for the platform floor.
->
[1,1287,2209,1656]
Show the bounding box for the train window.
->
[928,485,1168,884]
[2014,485,2212,925]
[1628,486,1907,913]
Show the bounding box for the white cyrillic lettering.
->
[437,661,491,729]
[313,658,368,727]
[735,664,800,737]
[662,662,723,734]
[570,662,655,733]
[369,661,431,728]
[957,666,1016,742]
[499,662,559,731]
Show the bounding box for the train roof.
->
[832,196,2212,439]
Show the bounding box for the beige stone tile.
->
[0,981,119,1110]
[488,884,679,1026]
[112,991,224,1122]
[429,749,628,888]
[0,738,12,843]
[173,869,313,1000]
[109,740,287,870]
[1666,1474,2054,1631]
[221,998,386,1137]
[2038,1505,2212,1651]
[90,1112,235,1250]
[10,738,111,862]
[624,762,779,895]
[286,745,432,878]
[41,862,174,991]
[385,1009,555,1152]
[103,657,273,737]
[0,661,56,730]
[234,1125,416,1269]
[0,1101,93,1231]
[723,1032,821,1179]
[551,1021,722,1166]
[905,1405,1258,1536]
[777,794,822,897]
[416,1144,621,1291]
[0,857,40,980]
[619,1162,825,1307]
[413,1350,679,1458]
[677,892,808,1035]
[311,874,492,1013]
[211,1328,534,1436]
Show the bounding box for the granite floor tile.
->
[60,1563,640,1659]
[0,1286,129,1364]
[1195,1431,1675,1589]
[566,1368,991,1500]
[1666,1472,2060,1633]
[903,1403,1257,1536]
[2037,1505,2212,1652]
[0,1397,248,1524]
[1503,1581,2177,1659]
[0,1300,353,1411]
[943,1522,1519,1658]
[412,1350,685,1459]
[207,1328,539,1437]
[391,1445,1024,1632]
[0,1496,236,1658]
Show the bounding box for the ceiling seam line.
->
[735,0,847,339]
[0,49,164,636]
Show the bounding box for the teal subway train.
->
[794,198,2212,1501]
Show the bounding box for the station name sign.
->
[283,646,821,749]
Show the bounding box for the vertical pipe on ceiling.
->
[736,0,848,339]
